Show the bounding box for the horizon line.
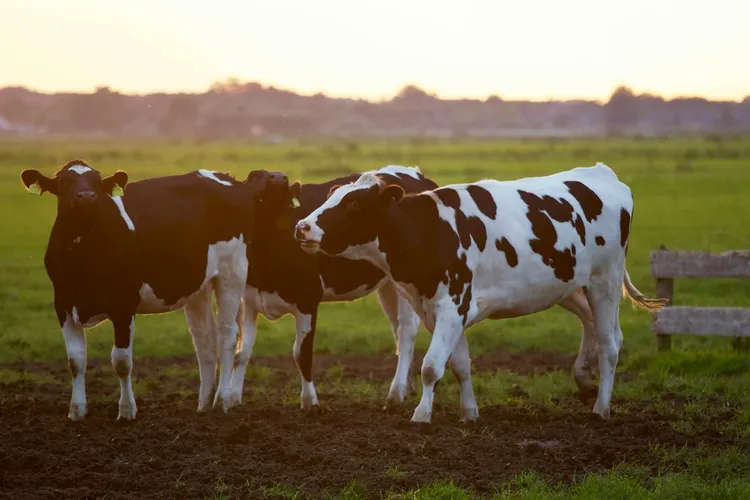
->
[3,80,749,104]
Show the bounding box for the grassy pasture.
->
[1,137,749,498]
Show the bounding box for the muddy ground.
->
[0,352,742,499]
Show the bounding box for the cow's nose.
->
[269,172,288,184]
[294,221,310,240]
[76,191,97,204]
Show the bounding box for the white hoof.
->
[593,403,611,420]
[68,403,87,421]
[459,406,479,423]
[411,405,432,424]
[213,393,231,413]
[386,384,408,406]
[228,391,242,408]
[300,395,319,410]
[117,403,137,420]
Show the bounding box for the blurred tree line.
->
[1,81,749,138]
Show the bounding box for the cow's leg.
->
[293,310,319,409]
[448,332,478,423]
[377,281,420,406]
[229,298,259,407]
[184,285,218,412]
[111,315,137,420]
[61,311,87,421]
[212,273,247,412]
[557,288,598,399]
[412,314,463,424]
[584,270,624,419]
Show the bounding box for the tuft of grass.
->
[0,368,59,386]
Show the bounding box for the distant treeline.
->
[1,81,749,139]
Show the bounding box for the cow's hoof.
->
[68,404,87,421]
[117,404,137,421]
[213,394,232,413]
[411,406,432,424]
[459,406,479,423]
[593,405,611,420]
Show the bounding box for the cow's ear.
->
[20,169,57,196]
[327,184,342,199]
[378,185,404,206]
[290,181,302,208]
[103,171,129,197]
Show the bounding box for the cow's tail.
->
[234,297,246,357]
[622,269,670,312]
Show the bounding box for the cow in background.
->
[230,166,437,409]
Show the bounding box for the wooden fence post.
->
[655,277,674,351]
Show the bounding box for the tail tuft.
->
[622,269,670,312]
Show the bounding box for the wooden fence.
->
[649,248,750,351]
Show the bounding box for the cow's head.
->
[20,160,128,220]
[294,173,404,256]
[244,169,292,207]
[244,169,298,230]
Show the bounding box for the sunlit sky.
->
[3,0,749,101]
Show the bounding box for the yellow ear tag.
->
[28,182,42,196]
[111,184,124,197]
[291,197,300,208]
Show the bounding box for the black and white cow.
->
[294,162,668,423]
[20,160,266,420]
[229,165,437,409]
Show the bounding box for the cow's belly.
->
[244,287,296,320]
[136,283,206,314]
[321,277,386,302]
[473,279,581,325]
[137,236,247,315]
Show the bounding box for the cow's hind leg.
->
[293,310,319,409]
[584,269,624,419]
[213,247,249,412]
[557,288,598,400]
[61,311,87,421]
[377,281,420,406]
[111,314,137,420]
[449,332,478,423]
[229,298,259,407]
[184,284,218,412]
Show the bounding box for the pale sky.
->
[2,0,749,101]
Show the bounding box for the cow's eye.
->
[349,200,360,211]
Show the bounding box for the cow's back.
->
[429,164,632,324]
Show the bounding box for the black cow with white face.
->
[295,163,669,423]
[228,165,437,410]
[21,160,267,420]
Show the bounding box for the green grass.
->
[2,136,750,497]
[203,448,750,498]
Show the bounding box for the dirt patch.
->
[3,349,576,387]
[0,355,744,499]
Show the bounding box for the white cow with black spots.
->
[294,162,668,423]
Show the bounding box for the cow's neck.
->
[372,199,428,278]
[55,197,128,263]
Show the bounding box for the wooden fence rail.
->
[649,249,750,351]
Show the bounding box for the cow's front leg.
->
[412,314,464,424]
[111,314,137,420]
[61,310,87,421]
